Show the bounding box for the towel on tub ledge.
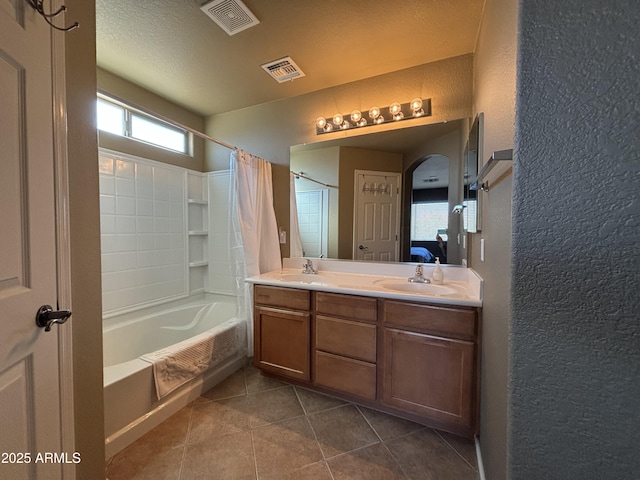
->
[140,318,240,400]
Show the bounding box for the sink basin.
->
[379,282,458,295]
[268,273,328,284]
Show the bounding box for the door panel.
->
[354,171,401,261]
[1,4,65,478]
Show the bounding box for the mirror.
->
[464,113,483,233]
[290,119,469,265]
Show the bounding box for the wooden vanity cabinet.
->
[313,292,378,400]
[380,300,480,435]
[253,285,311,381]
[252,284,481,437]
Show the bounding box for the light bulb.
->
[357,117,367,127]
[351,110,362,123]
[410,98,423,111]
[333,113,343,126]
[389,102,402,115]
[369,106,380,119]
[374,114,385,124]
[316,117,326,129]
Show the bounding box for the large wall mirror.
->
[290,119,469,265]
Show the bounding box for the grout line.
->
[249,429,260,480]
[355,404,411,480]
[177,403,196,480]
[434,429,478,472]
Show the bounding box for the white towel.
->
[141,319,239,400]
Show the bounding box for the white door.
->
[1,3,69,479]
[353,170,401,261]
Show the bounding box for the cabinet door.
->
[254,306,310,382]
[382,328,475,431]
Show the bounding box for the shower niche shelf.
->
[187,173,209,294]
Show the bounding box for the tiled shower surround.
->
[99,150,237,316]
[99,151,188,315]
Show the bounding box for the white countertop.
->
[246,258,483,307]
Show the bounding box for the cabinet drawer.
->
[254,285,310,310]
[316,315,377,363]
[315,351,376,400]
[382,300,477,340]
[315,292,377,322]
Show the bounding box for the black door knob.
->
[35,305,72,332]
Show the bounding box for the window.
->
[411,202,449,241]
[96,94,191,155]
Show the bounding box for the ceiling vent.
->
[261,56,306,83]
[200,0,260,36]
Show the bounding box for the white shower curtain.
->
[289,172,304,258]
[230,149,282,356]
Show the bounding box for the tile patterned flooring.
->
[106,363,479,480]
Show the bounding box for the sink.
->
[268,273,328,284]
[379,282,458,295]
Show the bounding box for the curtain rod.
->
[291,171,338,189]
[98,90,237,152]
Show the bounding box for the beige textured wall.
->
[97,68,206,171]
[471,0,518,479]
[205,54,474,258]
[66,0,105,476]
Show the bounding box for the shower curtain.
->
[289,172,304,258]
[229,149,282,356]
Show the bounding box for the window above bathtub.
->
[97,93,192,156]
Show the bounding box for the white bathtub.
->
[103,294,247,459]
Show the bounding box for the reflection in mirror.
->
[409,155,450,264]
[464,113,483,233]
[290,120,468,265]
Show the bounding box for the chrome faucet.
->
[408,264,430,283]
[302,258,318,274]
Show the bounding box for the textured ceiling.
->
[96,0,485,117]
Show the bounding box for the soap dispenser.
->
[432,257,444,284]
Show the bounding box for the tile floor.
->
[105,363,479,480]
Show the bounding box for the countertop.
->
[246,259,483,307]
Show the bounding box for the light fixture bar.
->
[315,98,431,135]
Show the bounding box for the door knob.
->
[358,245,368,250]
[35,305,72,332]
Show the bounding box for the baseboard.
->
[475,435,487,480]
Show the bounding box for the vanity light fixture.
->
[315,98,431,135]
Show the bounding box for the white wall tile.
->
[115,177,135,197]
[100,195,116,215]
[115,159,134,178]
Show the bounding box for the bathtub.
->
[103,294,247,459]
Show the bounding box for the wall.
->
[97,68,206,172]
[510,0,640,478]
[66,0,105,476]
[470,0,518,479]
[205,55,474,258]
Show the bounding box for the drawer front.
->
[316,316,377,363]
[315,351,376,400]
[315,292,377,322]
[254,285,310,310]
[382,300,477,340]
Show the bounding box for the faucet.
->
[408,264,430,283]
[302,258,318,274]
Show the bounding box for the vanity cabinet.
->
[313,292,377,400]
[380,300,479,434]
[252,284,481,437]
[253,285,311,381]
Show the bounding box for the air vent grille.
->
[261,57,306,83]
[200,0,260,36]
